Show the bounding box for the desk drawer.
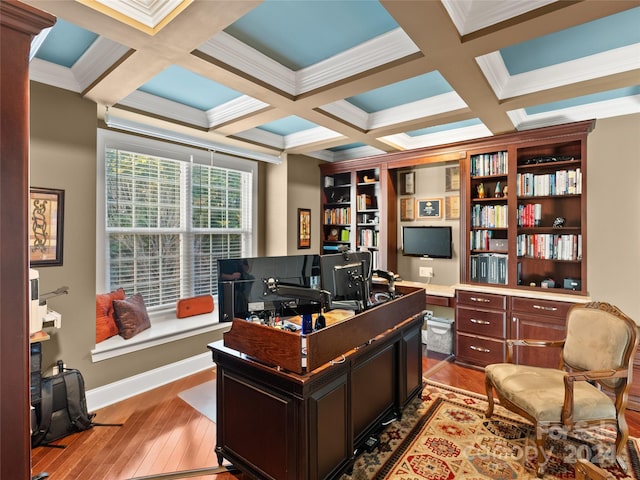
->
[457,291,506,310]
[511,297,573,319]
[456,307,506,338]
[456,333,505,367]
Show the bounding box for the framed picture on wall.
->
[29,187,65,266]
[445,196,460,220]
[297,208,311,249]
[445,166,460,192]
[400,198,414,221]
[400,171,415,195]
[417,198,442,219]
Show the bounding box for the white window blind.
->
[104,145,253,310]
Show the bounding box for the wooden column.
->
[0,2,55,479]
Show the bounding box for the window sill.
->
[91,310,228,362]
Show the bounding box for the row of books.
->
[324,207,350,225]
[516,233,582,261]
[470,229,507,251]
[356,193,377,211]
[517,203,542,227]
[470,151,508,177]
[516,169,582,197]
[470,204,508,228]
[358,228,379,248]
[470,253,508,285]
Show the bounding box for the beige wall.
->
[29,83,228,389]
[28,82,640,391]
[586,113,640,321]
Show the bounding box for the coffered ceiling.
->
[24,0,640,162]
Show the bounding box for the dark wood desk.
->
[208,286,425,480]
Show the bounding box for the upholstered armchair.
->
[485,302,638,477]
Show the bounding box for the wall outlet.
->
[419,266,433,278]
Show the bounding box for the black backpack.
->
[32,364,120,448]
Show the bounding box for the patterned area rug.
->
[343,380,640,480]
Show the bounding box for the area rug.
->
[177,380,216,422]
[343,380,640,480]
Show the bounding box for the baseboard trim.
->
[85,352,214,412]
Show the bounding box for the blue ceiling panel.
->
[224,0,399,70]
[407,118,482,137]
[258,116,319,136]
[525,85,640,115]
[347,72,453,113]
[501,7,640,75]
[34,19,97,68]
[138,66,243,111]
[329,142,366,152]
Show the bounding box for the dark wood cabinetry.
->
[209,286,424,480]
[320,162,396,272]
[455,288,585,369]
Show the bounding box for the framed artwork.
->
[297,208,311,249]
[417,198,442,219]
[445,196,460,220]
[400,171,415,195]
[400,198,415,221]
[445,166,460,192]
[29,187,65,266]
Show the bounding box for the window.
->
[98,130,257,312]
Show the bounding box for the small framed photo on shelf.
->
[445,166,460,192]
[297,208,311,249]
[400,197,415,221]
[400,171,415,195]
[417,198,442,219]
[29,187,65,266]
[445,196,460,220]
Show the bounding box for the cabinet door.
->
[400,323,422,406]
[510,313,566,368]
[309,374,350,480]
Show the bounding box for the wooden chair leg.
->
[535,425,547,478]
[485,375,495,417]
[614,419,629,473]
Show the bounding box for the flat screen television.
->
[217,254,321,322]
[402,226,453,259]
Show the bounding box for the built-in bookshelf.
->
[320,164,394,271]
[462,124,590,294]
[468,149,509,285]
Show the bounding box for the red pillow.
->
[96,288,125,343]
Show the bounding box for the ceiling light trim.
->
[119,90,210,127]
[105,113,282,164]
[380,123,493,150]
[508,94,640,130]
[478,43,640,99]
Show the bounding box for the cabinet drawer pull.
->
[470,318,490,325]
[533,304,558,311]
[470,296,490,303]
[470,345,491,353]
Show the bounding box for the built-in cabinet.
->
[455,288,582,369]
[320,161,396,272]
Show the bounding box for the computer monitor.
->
[319,250,372,312]
[217,254,321,322]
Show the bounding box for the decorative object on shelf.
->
[445,196,460,220]
[477,182,485,199]
[494,181,502,197]
[29,187,65,267]
[552,216,566,228]
[400,171,415,195]
[445,165,460,191]
[400,197,414,221]
[297,208,311,249]
[327,227,339,241]
[541,278,555,288]
[417,198,442,219]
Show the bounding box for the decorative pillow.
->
[95,288,126,343]
[113,293,151,340]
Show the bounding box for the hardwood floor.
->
[32,348,640,480]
